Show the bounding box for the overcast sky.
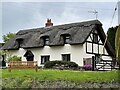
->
[0,0,119,42]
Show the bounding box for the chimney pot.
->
[45,19,53,27]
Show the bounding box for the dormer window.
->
[43,36,49,46]
[63,34,71,44]
[16,38,23,48]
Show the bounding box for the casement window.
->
[62,54,70,61]
[63,35,71,44]
[16,38,23,48]
[43,36,49,46]
[41,55,50,64]
[93,33,98,43]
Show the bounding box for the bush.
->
[8,55,21,62]
[44,60,78,70]
[67,62,78,68]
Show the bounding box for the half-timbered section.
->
[84,27,115,70]
[1,19,116,70]
[86,30,109,55]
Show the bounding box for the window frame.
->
[63,35,71,44]
[62,54,71,61]
[43,36,49,46]
[16,38,23,48]
[41,55,50,64]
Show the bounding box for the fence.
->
[8,61,38,72]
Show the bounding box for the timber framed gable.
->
[86,29,109,56]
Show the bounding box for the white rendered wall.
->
[83,43,112,60]
[8,44,84,66]
[8,48,26,61]
[83,32,112,60]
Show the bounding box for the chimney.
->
[45,19,53,27]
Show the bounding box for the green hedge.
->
[44,60,78,69]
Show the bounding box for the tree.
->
[107,26,118,50]
[115,25,120,69]
[2,32,15,43]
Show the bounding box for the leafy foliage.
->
[2,32,15,43]
[8,55,21,62]
[107,26,118,50]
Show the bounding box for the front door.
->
[24,50,34,61]
[26,56,34,61]
[24,50,34,66]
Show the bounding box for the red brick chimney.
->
[45,19,53,27]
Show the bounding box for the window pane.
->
[62,54,70,61]
[67,54,70,61]
[44,37,49,45]
[41,56,50,64]
[65,38,70,43]
[64,35,70,44]
[41,56,44,64]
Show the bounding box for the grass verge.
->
[2,69,120,83]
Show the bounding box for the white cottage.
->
[1,19,115,70]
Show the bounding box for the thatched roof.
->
[1,20,115,57]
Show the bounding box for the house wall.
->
[8,44,84,66]
[83,43,112,60]
[83,30,112,61]
[7,30,113,67]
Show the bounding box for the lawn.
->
[2,69,120,83]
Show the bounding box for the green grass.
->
[1,69,120,83]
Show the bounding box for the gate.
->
[92,56,117,71]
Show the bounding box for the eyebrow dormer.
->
[41,36,49,46]
[61,34,71,44]
[16,38,23,48]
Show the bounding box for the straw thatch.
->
[1,20,115,57]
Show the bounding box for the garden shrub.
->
[44,60,78,70]
[8,55,21,62]
[67,61,78,68]
[83,64,92,70]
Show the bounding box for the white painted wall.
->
[8,44,84,66]
[83,43,112,60]
[83,31,112,61]
[8,48,26,61]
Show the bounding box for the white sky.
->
[0,0,119,42]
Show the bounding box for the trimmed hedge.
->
[44,60,78,69]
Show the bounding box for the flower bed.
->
[83,64,92,70]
